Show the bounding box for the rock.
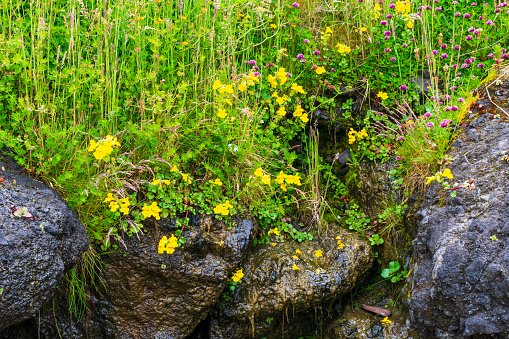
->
[96,215,255,338]
[335,149,352,167]
[210,226,374,338]
[410,76,432,96]
[406,78,509,338]
[0,150,89,331]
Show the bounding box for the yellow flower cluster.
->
[336,236,345,249]
[293,105,309,123]
[291,83,306,94]
[268,68,288,87]
[348,128,368,144]
[382,317,392,324]
[142,202,162,220]
[231,268,244,282]
[88,135,121,160]
[425,168,453,185]
[336,43,352,54]
[209,178,223,186]
[213,80,234,94]
[276,171,302,191]
[292,249,301,270]
[315,249,323,257]
[377,91,388,101]
[277,106,287,117]
[395,1,411,14]
[254,167,271,185]
[152,178,172,186]
[214,200,233,215]
[315,66,326,74]
[158,235,178,254]
[268,227,280,236]
[104,193,130,215]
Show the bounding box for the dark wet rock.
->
[97,215,255,338]
[209,226,373,338]
[336,149,352,167]
[406,78,509,338]
[0,150,89,331]
[411,76,432,96]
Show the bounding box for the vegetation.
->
[1,0,507,318]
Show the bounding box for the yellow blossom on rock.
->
[271,243,277,247]
[158,235,178,254]
[381,317,392,324]
[293,255,299,260]
[315,250,323,257]
[232,268,244,282]
[296,249,302,254]
[292,263,300,271]
[315,66,326,74]
[442,168,453,179]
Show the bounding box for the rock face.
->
[210,226,373,338]
[406,80,509,338]
[0,150,90,330]
[96,215,255,338]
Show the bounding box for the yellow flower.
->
[270,24,277,29]
[293,174,302,186]
[325,26,333,34]
[293,105,304,117]
[425,176,436,185]
[295,249,302,254]
[271,243,277,247]
[377,91,388,100]
[109,201,119,212]
[442,168,453,179]
[407,20,414,29]
[261,174,271,185]
[225,84,234,94]
[155,17,163,24]
[88,140,98,152]
[142,202,162,220]
[212,178,223,186]
[277,106,287,117]
[280,184,287,191]
[182,41,189,46]
[381,317,392,324]
[292,263,300,271]
[254,168,263,177]
[181,16,187,20]
[315,66,326,74]
[374,3,381,10]
[291,83,306,94]
[238,83,247,92]
[152,179,161,185]
[361,27,367,32]
[276,95,287,105]
[232,268,244,282]
[315,250,323,257]
[170,165,178,172]
[268,227,280,236]
[201,7,207,13]
[293,255,299,260]
[213,80,222,90]
[158,235,179,254]
[163,179,172,186]
[104,193,115,203]
[217,109,227,119]
[300,113,309,123]
[181,173,191,184]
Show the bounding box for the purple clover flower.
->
[297,53,304,59]
[466,35,473,40]
[400,84,407,90]
[380,20,388,26]
[440,119,452,128]
[441,53,448,58]
[292,2,300,7]
[313,50,320,55]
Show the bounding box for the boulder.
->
[0,150,89,330]
[210,226,373,338]
[406,80,509,338]
[96,215,255,338]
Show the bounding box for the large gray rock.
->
[210,225,374,338]
[406,81,509,338]
[0,150,89,330]
[96,215,255,338]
